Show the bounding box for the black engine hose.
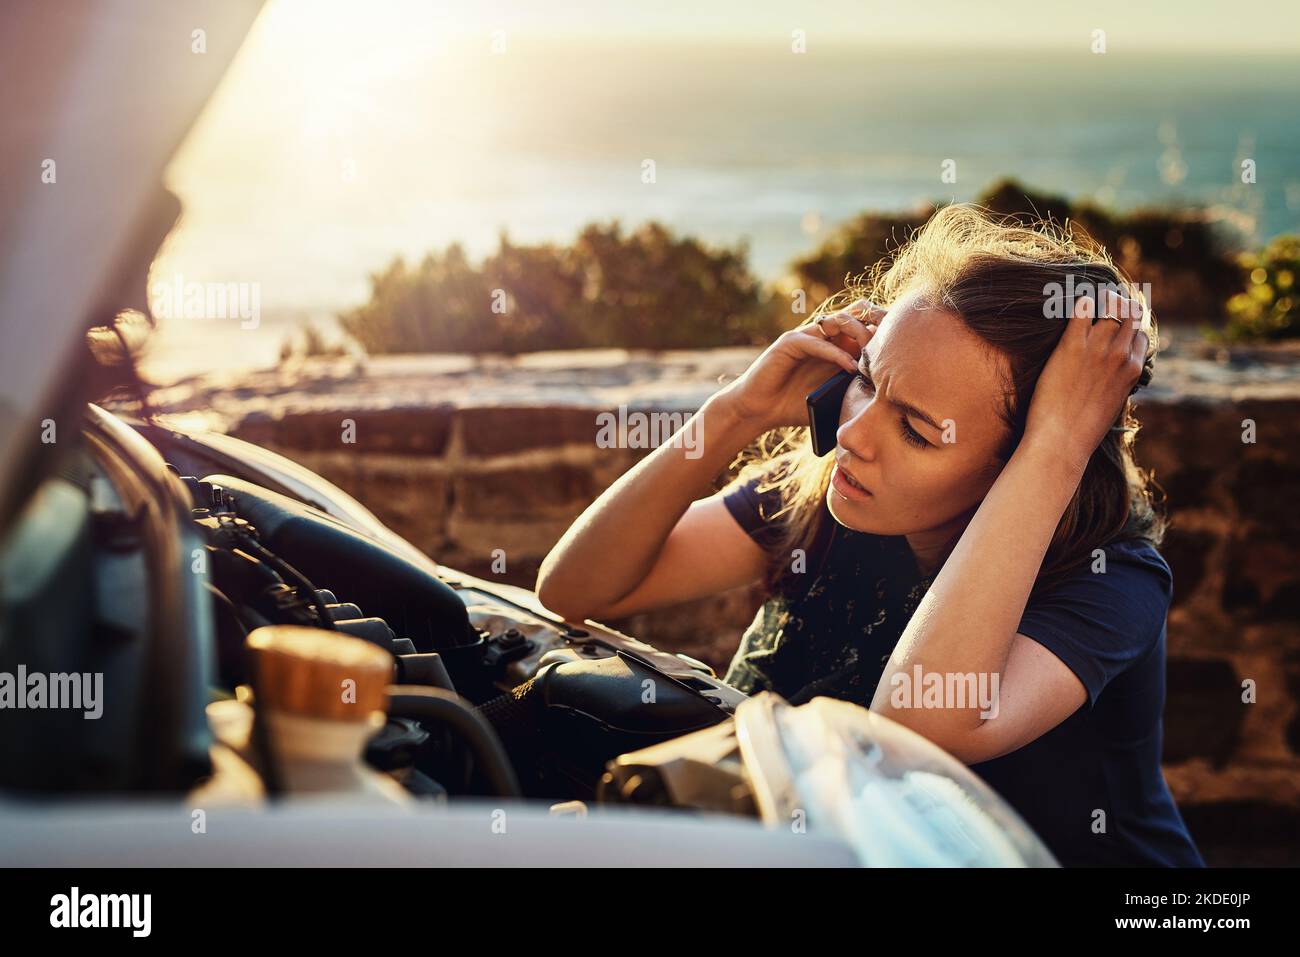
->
[387,686,522,799]
[234,532,336,631]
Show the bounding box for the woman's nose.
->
[836,399,881,462]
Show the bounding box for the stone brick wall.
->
[1135,395,1300,865]
[153,336,1300,865]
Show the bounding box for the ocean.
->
[143,41,1300,382]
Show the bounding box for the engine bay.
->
[186,467,747,804]
[0,408,1063,866]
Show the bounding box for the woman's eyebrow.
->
[860,349,944,432]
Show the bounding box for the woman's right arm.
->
[535,301,880,623]
[535,394,768,622]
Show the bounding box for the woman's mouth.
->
[831,463,872,502]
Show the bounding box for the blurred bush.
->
[340,222,780,354]
[280,320,349,360]
[788,179,1245,328]
[783,207,932,309]
[342,179,1271,353]
[1222,235,1300,341]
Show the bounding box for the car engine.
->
[180,469,746,805]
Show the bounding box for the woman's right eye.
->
[853,371,876,395]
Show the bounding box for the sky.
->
[333,0,1299,51]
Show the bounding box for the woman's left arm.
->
[869,290,1151,764]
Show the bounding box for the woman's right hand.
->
[716,298,885,432]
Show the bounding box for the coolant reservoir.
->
[247,625,410,805]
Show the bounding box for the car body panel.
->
[0,0,264,526]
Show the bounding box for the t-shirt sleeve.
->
[720,456,795,553]
[1014,540,1173,708]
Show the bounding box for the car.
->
[0,0,1055,868]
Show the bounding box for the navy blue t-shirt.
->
[721,468,1204,867]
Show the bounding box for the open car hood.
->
[0,0,264,529]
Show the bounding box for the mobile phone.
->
[806,369,853,457]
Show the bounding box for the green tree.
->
[340,222,773,353]
[1223,235,1300,341]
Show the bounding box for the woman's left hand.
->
[1023,288,1151,470]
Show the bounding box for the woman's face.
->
[827,291,1013,549]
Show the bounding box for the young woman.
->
[536,205,1203,867]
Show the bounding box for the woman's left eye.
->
[898,414,929,448]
